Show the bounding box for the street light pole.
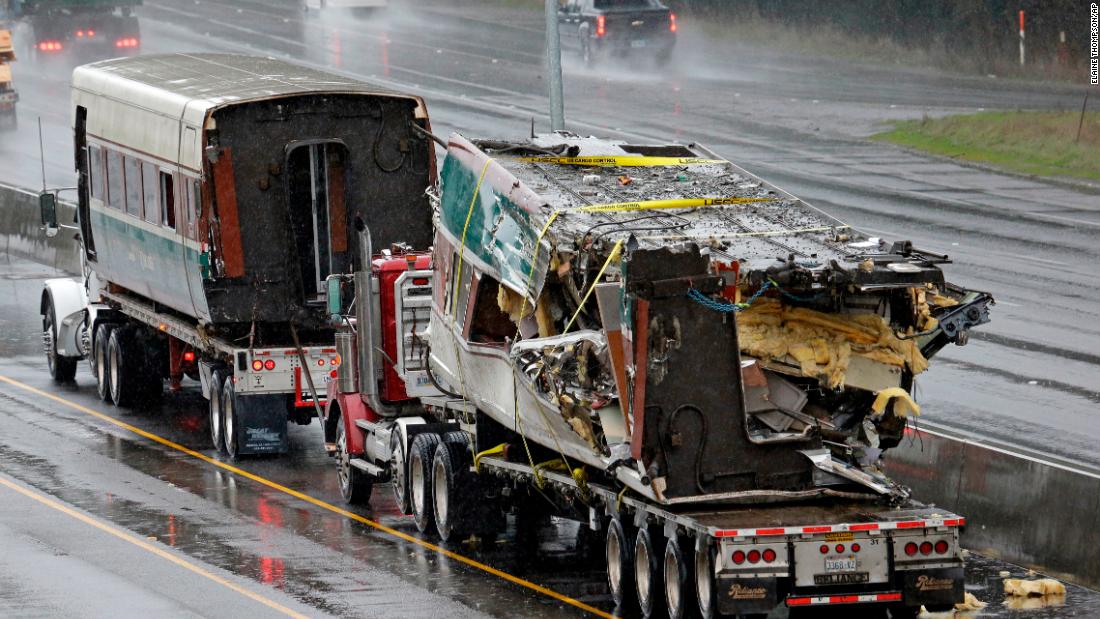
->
[546,0,565,132]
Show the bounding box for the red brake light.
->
[88,29,96,37]
[904,542,918,556]
[835,544,845,554]
[934,540,949,554]
[76,30,85,37]
[251,359,263,371]
[762,549,776,563]
[919,541,933,556]
[669,12,677,33]
[37,41,63,52]
[115,37,139,48]
[317,358,326,366]
[329,369,338,379]
[731,550,745,565]
[851,543,861,553]
[596,15,606,37]
[819,544,829,554]
[264,359,276,371]
[747,549,761,564]
[182,351,196,362]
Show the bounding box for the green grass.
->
[873,111,1100,182]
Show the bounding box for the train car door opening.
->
[286,140,348,301]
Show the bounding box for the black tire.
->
[409,432,441,534]
[336,415,373,504]
[695,542,718,619]
[635,526,666,618]
[222,377,242,460]
[209,369,227,453]
[664,536,693,619]
[108,328,136,407]
[432,438,473,542]
[43,299,78,382]
[94,323,115,402]
[390,428,412,515]
[607,518,637,611]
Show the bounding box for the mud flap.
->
[716,576,777,615]
[900,566,964,607]
[233,393,289,455]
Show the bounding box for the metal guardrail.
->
[0,181,1095,589]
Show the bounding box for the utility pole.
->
[545,0,565,132]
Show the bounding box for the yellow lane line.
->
[0,375,614,619]
[0,474,309,619]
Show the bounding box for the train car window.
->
[190,179,200,224]
[142,162,159,224]
[469,275,515,345]
[106,150,124,210]
[124,155,142,218]
[159,171,175,229]
[88,145,104,202]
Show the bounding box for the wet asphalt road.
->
[0,1,1099,616]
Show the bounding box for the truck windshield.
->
[594,0,660,9]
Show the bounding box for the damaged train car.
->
[428,132,992,506]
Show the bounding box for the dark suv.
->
[558,0,677,67]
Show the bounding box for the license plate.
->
[824,558,858,572]
[814,572,870,586]
[631,39,647,48]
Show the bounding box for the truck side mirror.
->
[39,192,59,238]
[326,276,343,325]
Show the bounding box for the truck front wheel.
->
[43,298,77,382]
[409,433,441,534]
[336,417,372,504]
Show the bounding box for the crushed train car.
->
[427,132,992,506]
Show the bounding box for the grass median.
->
[873,110,1100,182]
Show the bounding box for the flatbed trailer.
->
[321,231,967,619]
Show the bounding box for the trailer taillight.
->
[934,540,949,554]
[669,12,677,33]
[115,37,139,48]
[747,549,760,563]
[904,542,918,556]
[762,548,776,563]
[596,15,606,37]
[264,359,276,371]
[37,41,63,52]
[252,359,264,372]
[919,541,933,556]
[731,550,745,565]
[851,543,861,553]
[834,544,845,554]
[819,544,829,554]
[183,351,196,362]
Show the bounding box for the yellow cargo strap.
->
[521,155,726,167]
[473,443,508,473]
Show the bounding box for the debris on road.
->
[1004,577,1067,597]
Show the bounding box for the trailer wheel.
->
[222,378,243,459]
[694,540,718,619]
[409,433,441,534]
[108,328,138,407]
[43,299,78,382]
[390,429,411,515]
[606,518,637,610]
[336,415,373,504]
[664,536,692,619]
[635,526,666,618]
[432,439,471,542]
[94,323,115,402]
[209,369,228,453]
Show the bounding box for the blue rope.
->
[688,278,822,313]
